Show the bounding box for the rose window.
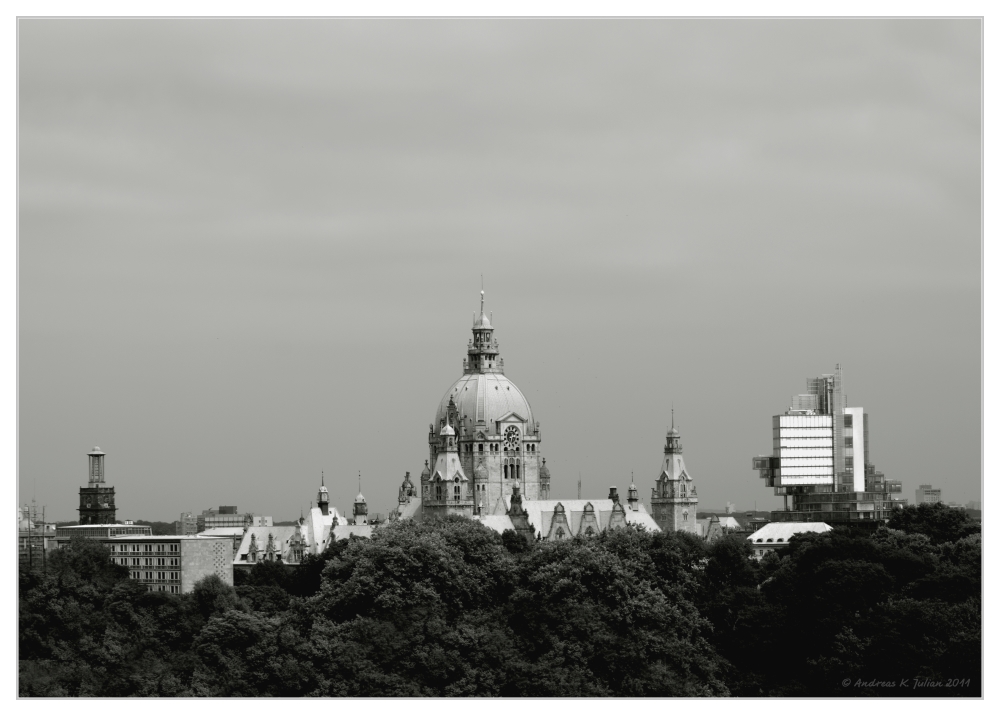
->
[503,426,520,452]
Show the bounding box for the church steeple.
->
[466,289,502,374]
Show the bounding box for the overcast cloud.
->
[18,19,980,522]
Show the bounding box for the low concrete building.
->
[747,521,833,559]
[55,535,234,593]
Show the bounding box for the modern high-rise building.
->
[753,366,905,527]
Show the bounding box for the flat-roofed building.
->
[916,485,943,505]
[57,522,153,539]
[55,535,234,593]
[753,366,906,528]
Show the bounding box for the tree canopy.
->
[20,514,980,697]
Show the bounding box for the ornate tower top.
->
[466,289,502,374]
[659,416,691,481]
[87,446,106,486]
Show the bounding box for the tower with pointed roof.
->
[650,417,700,534]
[423,418,475,519]
[425,290,546,513]
[317,471,330,516]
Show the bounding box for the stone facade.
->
[423,293,550,516]
[79,447,116,525]
[649,423,700,535]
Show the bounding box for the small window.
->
[844,415,853,427]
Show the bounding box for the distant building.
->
[233,479,372,571]
[56,522,153,539]
[18,504,57,567]
[102,536,232,593]
[747,522,833,559]
[78,446,116,525]
[916,485,943,505]
[966,500,981,511]
[197,507,272,532]
[175,512,198,535]
[753,366,906,527]
[698,515,742,542]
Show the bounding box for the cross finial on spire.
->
[481,275,485,314]
[358,470,361,494]
[671,405,674,428]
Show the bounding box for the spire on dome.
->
[473,287,493,330]
[468,288,499,372]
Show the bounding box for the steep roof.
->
[483,497,660,536]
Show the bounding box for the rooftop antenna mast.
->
[578,472,582,500]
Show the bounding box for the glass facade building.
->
[753,366,905,527]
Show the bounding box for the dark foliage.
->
[887,503,981,544]
[133,520,178,536]
[20,515,980,697]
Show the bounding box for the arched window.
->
[555,527,565,539]
[504,462,509,479]
[479,443,483,453]
[436,485,442,500]
[453,486,461,501]
[683,511,689,521]
[585,527,594,536]
[516,460,521,479]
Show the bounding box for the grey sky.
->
[18,19,981,522]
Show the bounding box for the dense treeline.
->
[19,503,980,697]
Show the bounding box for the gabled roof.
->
[482,498,661,537]
[477,514,515,534]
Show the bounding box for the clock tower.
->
[78,446,116,525]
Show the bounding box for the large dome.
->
[435,371,534,430]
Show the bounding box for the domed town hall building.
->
[392,292,701,540]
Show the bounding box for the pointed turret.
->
[317,471,330,516]
[650,416,699,534]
